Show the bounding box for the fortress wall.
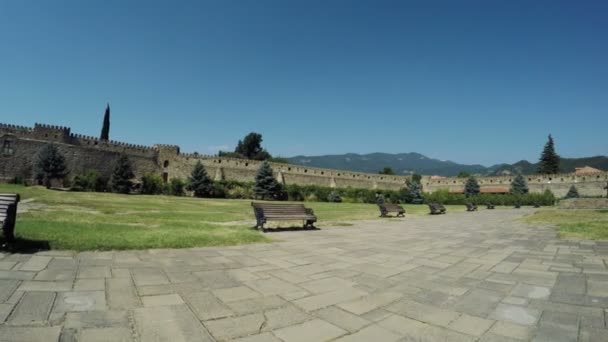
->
[1,122,606,197]
[424,173,608,197]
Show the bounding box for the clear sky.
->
[1,0,606,166]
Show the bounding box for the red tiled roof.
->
[574,166,603,175]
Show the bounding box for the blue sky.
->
[1,0,606,166]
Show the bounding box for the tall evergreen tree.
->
[379,167,395,175]
[34,144,68,188]
[110,154,134,194]
[100,104,110,141]
[464,176,480,197]
[253,161,282,200]
[565,185,579,199]
[186,161,214,197]
[407,181,424,204]
[510,174,529,195]
[538,134,560,174]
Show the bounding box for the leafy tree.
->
[411,173,422,184]
[110,154,135,194]
[253,161,282,200]
[100,103,110,140]
[510,174,529,195]
[72,170,108,192]
[234,132,271,160]
[379,167,395,175]
[538,134,560,174]
[34,144,68,188]
[187,161,214,197]
[457,171,471,178]
[464,176,480,197]
[565,185,579,199]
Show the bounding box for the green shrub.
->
[72,170,108,192]
[327,191,342,203]
[565,185,579,199]
[168,178,186,196]
[141,175,165,195]
[8,176,26,185]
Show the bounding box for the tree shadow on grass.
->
[1,237,51,254]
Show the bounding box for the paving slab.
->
[133,305,214,342]
[273,319,347,342]
[8,291,55,325]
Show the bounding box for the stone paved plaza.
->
[0,209,607,341]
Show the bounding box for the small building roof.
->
[574,166,603,175]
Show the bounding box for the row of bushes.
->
[424,189,557,206]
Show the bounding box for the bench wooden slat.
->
[378,203,405,217]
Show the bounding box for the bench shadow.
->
[0,237,51,254]
[253,226,321,233]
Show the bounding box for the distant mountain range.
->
[286,153,608,177]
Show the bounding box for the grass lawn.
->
[1,184,468,251]
[524,209,608,240]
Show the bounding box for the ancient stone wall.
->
[1,122,606,197]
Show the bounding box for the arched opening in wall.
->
[162,172,168,183]
[163,160,170,168]
[245,163,249,167]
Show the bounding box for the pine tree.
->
[110,154,135,194]
[186,161,214,197]
[100,104,110,141]
[34,144,68,188]
[565,185,579,199]
[510,174,529,195]
[464,176,480,197]
[538,134,560,174]
[253,161,282,200]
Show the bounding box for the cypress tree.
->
[100,103,110,141]
[253,161,282,200]
[510,174,529,195]
[565,185,579,199]
[187,161,214,197]
[538,134,560,174]
[464,176,480,197]
[110,154,135,194]
[34,144,68,188]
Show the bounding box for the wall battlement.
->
[1,121,606,197]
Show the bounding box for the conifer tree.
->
[187,161,214,197]
[408,181,424,204]
[253,161,282,200]
[510,174,529,195]
[100,104,110,141]
[538,134,560,174]
[34,144,68,188]
[464,176,480,197]
[110,154,134,194]
[565,185,579,199]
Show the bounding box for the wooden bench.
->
[251,202,317,231]
[465,203,478,211]
[428,203,446,215]
[514,203,521,209]
[533,203,541,208]
[485,202,495,209]
[0,193,20,243]
[378,203,405,217]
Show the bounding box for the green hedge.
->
[424,189,556,206]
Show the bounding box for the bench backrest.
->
[380,203,403,210]
[252,202,309,216]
